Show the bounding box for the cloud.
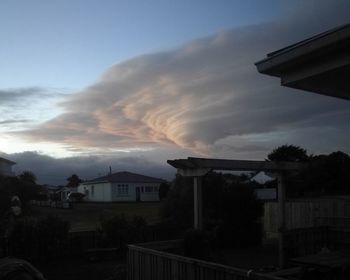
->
[0,87,68,131]
[0,119,30,125]
[0,87,62,106]
[7,151,174,185]
[14,1,350,159]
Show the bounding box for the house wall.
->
[78,181,161,202]
[78,182,112,202]
[110,182,160,202]
[139,183,160,202]
[111,182,135,202]
[0,161,14,176]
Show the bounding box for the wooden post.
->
[194,176,203,230]
[277,172,286,268]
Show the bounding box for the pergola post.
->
[277,172,286,268]
[193,176,203,230]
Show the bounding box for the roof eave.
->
[255,24,350,77]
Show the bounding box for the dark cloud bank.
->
[8,152,174,185]
[5,1,350,184]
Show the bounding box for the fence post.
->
[277,172,286,268]
[193,176,203,230]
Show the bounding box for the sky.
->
[2,0,350,184]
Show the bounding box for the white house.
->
[78,171,165,202]
[250,171,274,184]
[0,157,16,176]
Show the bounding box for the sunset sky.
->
[2,0,350,184]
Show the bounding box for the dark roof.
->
[83,171,166,184]
[0,157,16,165]
[256,23,350,72]
[255,23,350,100]
[266,23,350,59]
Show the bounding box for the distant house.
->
[0,157,16,176]
[250,171,277,201]
[78,171,165,202]
[250,171,274,184]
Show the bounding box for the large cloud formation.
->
[15,1,350,160]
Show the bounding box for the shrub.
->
[7,215,70,260]
[68,192,85,202]
[99,214,152,250]
[161,175,194,229]
[184,229,212,260]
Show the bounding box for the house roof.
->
[0,157,16,165]
[255,23,350,100]
[83,171,166,184]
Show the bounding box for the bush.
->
[68,192,85,202]
[162,173,264,249]
[161,175,194,229]
[99,214,152,250]
[184,229,212,260]
[7,215,70,260]
[214,184,263,248]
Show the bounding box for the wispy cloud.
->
[0,87,69,131]
[0,119,30,125]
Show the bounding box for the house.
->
[78,171,165,202]
[0,157,16,176]
[250,171,277,201]
[250,171,274,184]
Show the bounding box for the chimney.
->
[109,166,112,175]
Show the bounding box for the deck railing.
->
[128,240,286,280]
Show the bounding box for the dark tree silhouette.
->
[305,151,350,195]
[267,144,309,162]
[18,171,36,184]
[66,174,82,188]
[159,182,170,200]
[162,172,263,248]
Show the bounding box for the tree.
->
[159,182,170,200]
[161,175,194,228]
[66,174,82,188]
[161,172,264,248]
[18,171,36,184]
[305,151,350,195]
[267,144,309,162]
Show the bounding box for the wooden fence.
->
[264,197,350,235]
[128,240,286,280]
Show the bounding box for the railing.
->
[128,240,286,280]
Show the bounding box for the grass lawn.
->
[30,202,163,231]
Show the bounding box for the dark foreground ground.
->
[30,243,278,280]
[33,258,126,280]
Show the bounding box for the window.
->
[118,184,128,195]
[91,185,95,196]
[145,186,153,192]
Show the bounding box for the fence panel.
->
[264,198,350,235]
[128,241,286,280]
